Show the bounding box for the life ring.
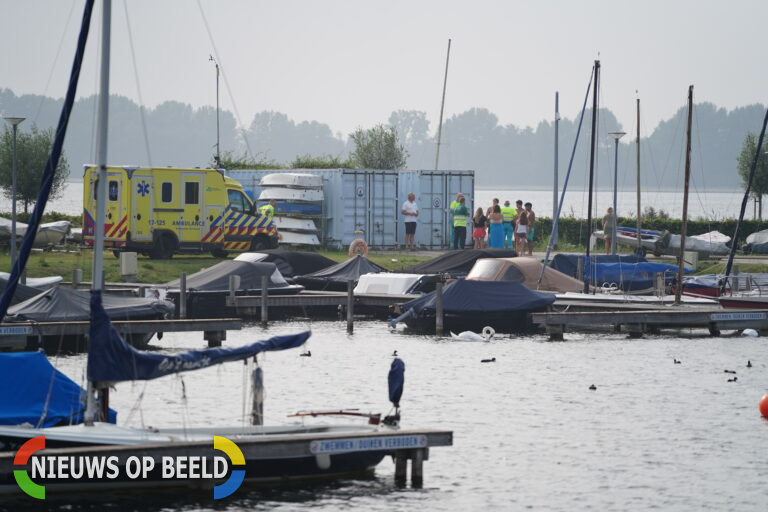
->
[348,239,369,258]
[482,326,496,339]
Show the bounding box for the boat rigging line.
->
[537,64,594,286]
[122,1,153,166]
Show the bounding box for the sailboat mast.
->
[635,97,641,252]
[86,0,111,426]
[434,38,451,170]
[675,85,693,305]
[584,60,600,293]
[553,91,559,247]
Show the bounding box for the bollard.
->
[179,273,187,319]
[228,275,241,304]
[72,268,83,289]
[347,280,354,333]
[260,275,268,326]
[435,281,444,336]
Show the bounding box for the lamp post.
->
[3,116,25,268]
[608,131,626,254]
[209,54,220,168]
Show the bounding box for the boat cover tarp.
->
[294,255,387,291]
[88,290,311,382]
[592,262,692,291]
[165,260,293,291]
[0,351,116,426]
[245,250,336,277]
[388,358,405,407]
[401,280,555,316]
[5,287,173,322]
[467,257,584,293]
[0,276,46,306]
[401,249,518,276]
[550,254,646,279]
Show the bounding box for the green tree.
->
[211,150,283,171]
[349,124,407,169]
[736,133,768,219]
[0,125,69,213]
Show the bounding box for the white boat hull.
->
[279,231,320,246]
[259,173,323,189]
[272,216,318,233]
[259,187,324,203]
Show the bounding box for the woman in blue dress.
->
[488,205,504,248]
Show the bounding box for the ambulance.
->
[82,165,278,258]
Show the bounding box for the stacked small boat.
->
[258,173,323,247]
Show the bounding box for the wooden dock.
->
[0,318,241,351]
[228,291,417,317]
[532,307,768,340]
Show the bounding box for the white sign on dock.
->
[0,326,32,336]
[710,312,767,321]
[310,435,428,454]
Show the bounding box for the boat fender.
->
[348,238,369,258]
[482,326,495,340]
[315,453,331,470]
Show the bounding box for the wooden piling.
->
[179,273,187,319]
[228,275,241,304]
[347,280,354,333]
[435,281,444,336]
[411,449,424,488]
[394,450,407,486]
[260,275,269,326]
[204,330,225,348]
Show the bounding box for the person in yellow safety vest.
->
[500,200,517,249]
[452,196,469,250]
[449,192,463,248]
[259,199,276,220]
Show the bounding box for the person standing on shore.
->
[449,193,463,248]
[500,200,517,249]
[488,205,504,249]
[452,196,469,250]
[524,202,536,255]
[514,201,529,254]
[472,207,487,249]
[602,206,616,255]
[401,192,419,250]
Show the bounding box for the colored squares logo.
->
[14,436,45,499]
[213,436,245,499]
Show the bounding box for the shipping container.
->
[228,169,474,250]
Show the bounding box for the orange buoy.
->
[760,394,768,419]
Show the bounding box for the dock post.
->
[394,450,407,486]
[228,275,240,303]
[576,257,585,282]
[204,330,225,348]
[260,275,269,326]
[411,449,424,488]
[435,281,444,336]
[547,324,564,341]
[72,268,82,289]
[179,273,187,319]
[347,280,354,333]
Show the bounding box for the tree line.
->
[1,87,766,213]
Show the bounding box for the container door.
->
[130,170,154,242]
[417,172,446,249]
[180,172,206,243]
[341,170,398,249]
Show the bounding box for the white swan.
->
[450,326,495,341]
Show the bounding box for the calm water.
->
[17,319,768,511]
[0,182,750,221]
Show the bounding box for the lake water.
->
[16,319,768,511]
[0,182,752,221]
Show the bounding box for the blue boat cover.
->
[550,254,646,279]
[88,291,310,382]
[388,358,405,407]
[591,262,692,291]
[0,351,116,427]
[401,280,555,315]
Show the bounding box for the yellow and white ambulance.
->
[82,166,278,258]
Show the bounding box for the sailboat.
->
[0,0,449,495]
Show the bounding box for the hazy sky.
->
[2,0,766,138]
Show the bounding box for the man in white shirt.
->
[401,192,419,250]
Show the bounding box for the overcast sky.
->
[2,0,766,138]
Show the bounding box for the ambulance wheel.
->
[250,236,269,251]
[211,248,228,258]
[149,234,176,259]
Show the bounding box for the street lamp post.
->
[209,55,220,168]
[3,116,25,268]
[608,131,626,255]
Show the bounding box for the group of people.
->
[469,197,535,254]
[400,192,536,254]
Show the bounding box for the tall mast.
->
[553,91,560,247]
[635,97,641,252]
[584,60,599,293]
[434,38,451,170]
[85,0,111,426]
[675,86,693,305]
